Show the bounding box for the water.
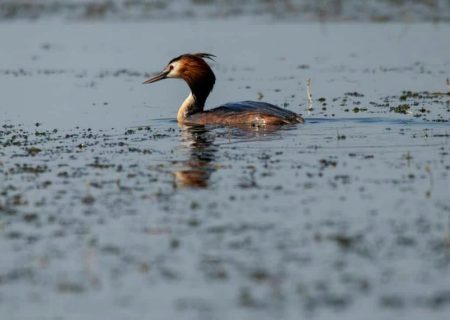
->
[1,19,450,320]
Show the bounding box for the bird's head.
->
[143,53,216,89]
[143,53,216,92]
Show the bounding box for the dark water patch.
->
[0,268,34,285]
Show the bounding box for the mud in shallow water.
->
[1,21,450,320]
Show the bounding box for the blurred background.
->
[1,0,450,22]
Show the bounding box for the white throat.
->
[177,92,195,123]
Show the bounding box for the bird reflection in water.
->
[173,125,218,188]
[172,123,296,188]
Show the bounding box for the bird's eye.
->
[169,65,174,70]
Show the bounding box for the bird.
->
[143,53,304,127]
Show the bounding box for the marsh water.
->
[1,20,450,320]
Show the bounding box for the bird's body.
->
[143,53,304,126]
[184,101,303,126]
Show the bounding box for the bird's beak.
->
[142,69,170,84]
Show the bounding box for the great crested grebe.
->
[143,53,304,126]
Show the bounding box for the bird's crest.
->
[169,53,216,64]
[193,53,216,61]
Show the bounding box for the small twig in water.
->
[336,130,346,141]
[306,78,313,111]
[404,151,412,167]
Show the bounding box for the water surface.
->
[1,20,450,320]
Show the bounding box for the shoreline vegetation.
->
[0,0,449,22]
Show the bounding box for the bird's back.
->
[185,101,304,126]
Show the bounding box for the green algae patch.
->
[391,104,411,114]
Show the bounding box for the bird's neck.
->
[178,93,201,123]
[177,79,214,123]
